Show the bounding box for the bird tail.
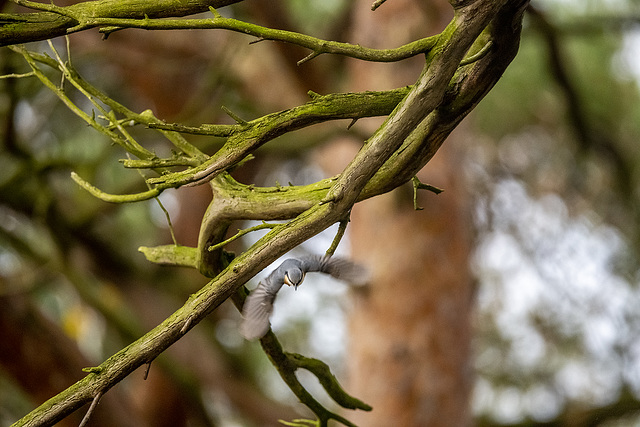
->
[240,282,273,340]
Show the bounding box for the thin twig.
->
[143,362,152,380]
[208,222,278,252]
[221,105,248,125]
[411,176,443,210]
[371,0,389,11]
[0,72,36,79]
[130,154,178,244]
[297,51,320,66]
[78,391,103,427]
[325,219,349,257]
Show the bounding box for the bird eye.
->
[284,273,293,287]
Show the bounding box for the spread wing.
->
[299,255,370,285]
[240,256,369,340]
[240,281,278,340]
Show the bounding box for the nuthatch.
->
[240,255,369,340]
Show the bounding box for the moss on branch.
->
[257,332,365,427]
[0,0,244,46]
[85,11,439,63]
[5,1,438,62]
[138,245,199,268]
[286,352,372,411]
[147,88,410,188]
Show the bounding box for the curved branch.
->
[147,88,410,188]
[257,331,361,427]
[70,172,162,203]
[91,11,439,63]
[286,352,371,411]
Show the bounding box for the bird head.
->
[284,268,305,290]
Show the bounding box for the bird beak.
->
[294,272,305,291]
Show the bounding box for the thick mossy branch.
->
[151,88,410,137]
[1,0,244,46]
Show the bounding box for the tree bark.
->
[344,1,474,425]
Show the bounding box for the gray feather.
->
[299,255,370,285]
[240,280,278,340]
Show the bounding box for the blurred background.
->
[2,0,640,426]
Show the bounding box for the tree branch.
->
[0,0,243,46]
[6,1,439,61]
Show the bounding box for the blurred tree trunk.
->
[347,148,474,426]
[343,1,475,425]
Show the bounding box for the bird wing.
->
[240,280,279,340]
[299,255,370,285]
[240,255,369,340]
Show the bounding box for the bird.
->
[240,255,369,340]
